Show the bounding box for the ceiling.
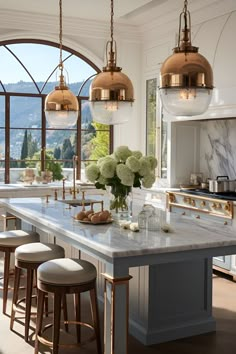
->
[0,0,197,26]
[1,0,235,36]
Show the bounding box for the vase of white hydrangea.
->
[85,146,157,221]
[107,184,132,220]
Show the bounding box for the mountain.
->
[0,80,93,159]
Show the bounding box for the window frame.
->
[0,39,113,183]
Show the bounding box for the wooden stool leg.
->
[52,292,62,354]
[62,294,68,332]
[25,268,34,342]
[3,249,11,314]
[34,289,45,354]
[10,266,21,331]
[90,287,102,354]
[74,293,81,343]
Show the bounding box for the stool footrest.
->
[38,320,96,349]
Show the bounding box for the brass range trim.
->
[168,191,234,203]
[167,192,234,220]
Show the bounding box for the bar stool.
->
[0,230,40,314]
[10,242,65,342]
[35,258,102,354]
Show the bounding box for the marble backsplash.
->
[200,119,236,180]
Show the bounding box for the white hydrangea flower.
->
[138,157,151,176]
[142,172,156,188]
[100,160,117,178]
[116,164,134,186]
[97,175,108,185]
[97,157,106,166]
[126,156,140,172]
[147,156,158,170]
[85,164,99,183]
[86,146,158,192]
[132,150,143,159]
[114,146,132,162]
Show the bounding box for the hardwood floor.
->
[0,266,236,354]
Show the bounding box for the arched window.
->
[0,40,113,183]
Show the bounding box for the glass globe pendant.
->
[89,0,134,125]
[45,0,79,128]
[159,0,213,117]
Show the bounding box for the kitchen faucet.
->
[72,155,79,199]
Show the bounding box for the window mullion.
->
[5,95,10,183]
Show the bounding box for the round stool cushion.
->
[15,242,65,263]
[37,258,97,285]
[0,230,39,247]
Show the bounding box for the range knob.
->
[224,204,230,211]
[200,201,206,207]
[183,197,190,204]
[216,203,222,209]
[191,199,196,207]
[212,203,217,209]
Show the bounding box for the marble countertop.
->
[1,197,236,260]
[0,181,96,191]
[0,182,66,190]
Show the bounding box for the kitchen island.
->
[1,197,236,354]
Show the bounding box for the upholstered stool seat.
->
[10,242,65,342]
[35,258,101,354]
[0,230,39,314]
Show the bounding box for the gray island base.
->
[1,197,236,354]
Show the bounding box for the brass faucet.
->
[72,155,79,199]
[62,178,67,200]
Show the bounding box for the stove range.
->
[180,189,236,201]
[167,189,234,222]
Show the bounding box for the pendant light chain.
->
[178,0,191,48]
[183,0,188,13]
[110,0,114,42]
[59,0,63,70]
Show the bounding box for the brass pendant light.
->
[159,0,214,117]
[89,0,134,125]
[45,0,79,128]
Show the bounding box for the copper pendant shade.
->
[45,0,79,128]
[159,0,213,117]
[89,0,134,125]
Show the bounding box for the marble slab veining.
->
[1,197,236,259]
[200,119,236,180]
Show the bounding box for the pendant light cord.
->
[178,0,192,48]
[110,0,114,52]
[59,0,63,71]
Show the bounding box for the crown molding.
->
[141,0,236,42]
[0,9,141,43]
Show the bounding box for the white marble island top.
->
[1,197,236,261]
[2,197,236,352]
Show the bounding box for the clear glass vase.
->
[108,185,132,221]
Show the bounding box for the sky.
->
[0,43,96,84]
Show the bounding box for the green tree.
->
[54,146,61,160]
[27,132,38,158]
[20,130,28,167]
[62,138,74,167]
[87,122,109,160]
